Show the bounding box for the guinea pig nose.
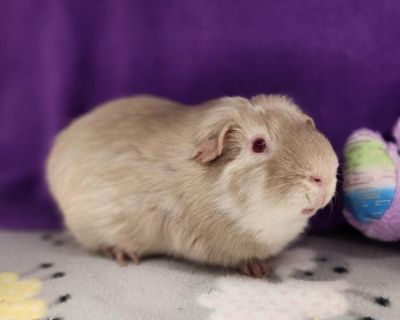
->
[310,175,323,186]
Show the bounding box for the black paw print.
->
[41,233,65,247]
[333,266,349,274]
[374,296,390,307]
[34,261,72,319]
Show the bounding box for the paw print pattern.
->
[0,272,47,320]
[41,233,67,247]
[14,249,73,320]
[198,249,350,320]
[200,249,394,320]
[40,263,71,319]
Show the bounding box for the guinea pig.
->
[46,94,338,278]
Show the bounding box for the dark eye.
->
[252,138,267,153]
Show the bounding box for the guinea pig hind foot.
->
[238,258,269,279]
[100,246,141,267]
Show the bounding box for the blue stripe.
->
[344,187,396,222]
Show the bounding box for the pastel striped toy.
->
[343,118,400,241]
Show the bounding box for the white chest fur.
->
[216,171,308,257]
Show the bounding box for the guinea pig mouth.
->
[302,208,316,216]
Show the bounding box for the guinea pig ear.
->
[192,122,234,163]
[305,117,315,128]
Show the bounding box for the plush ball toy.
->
[343,118,400,241]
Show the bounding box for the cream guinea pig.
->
[46,95,338,277]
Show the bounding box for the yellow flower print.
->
[0,272,47,320]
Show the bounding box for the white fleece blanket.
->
[0,231,398,320]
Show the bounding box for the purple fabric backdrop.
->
[1,0,399,230]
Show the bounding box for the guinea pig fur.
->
[46,95,338,277]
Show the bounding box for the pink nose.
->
[310,175,323,186]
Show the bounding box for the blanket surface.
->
[0,231,398,320]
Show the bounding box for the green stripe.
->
[344,140,394,170]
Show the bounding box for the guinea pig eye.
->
[252,138,267,153]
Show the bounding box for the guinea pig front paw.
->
[100,246,140,267]
[238,259,269,278]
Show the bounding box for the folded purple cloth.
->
[1,0,399,230]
